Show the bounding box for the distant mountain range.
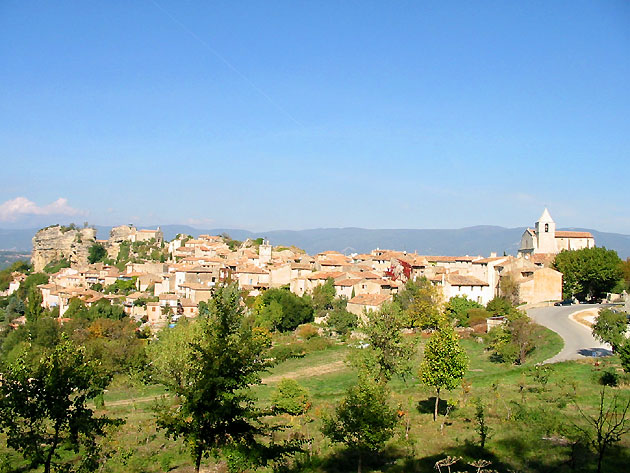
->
[2,225,630,259]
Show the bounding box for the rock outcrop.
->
[31,225,97,272]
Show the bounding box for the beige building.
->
[518,208,595,257]
[347,293,392,317]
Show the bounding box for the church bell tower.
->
[535,208,557,254]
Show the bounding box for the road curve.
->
[527,304,612,364]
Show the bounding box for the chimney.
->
[490,252,497,258]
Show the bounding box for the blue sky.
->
[1,1,628,232]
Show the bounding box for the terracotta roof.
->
[236,265,268,275]
[447,274,489,286]
[334,278,363,287]
[180,298,197,307]
[307,271,345,280]
[348,294,392,306]
[426,256,476,263]
[555,231,594,238]
[473,257,507,265]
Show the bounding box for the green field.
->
[2,326,629,473]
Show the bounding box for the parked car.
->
[554,299,573,306]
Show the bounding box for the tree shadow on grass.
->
[277,446,401,473]
[416,397,450,416]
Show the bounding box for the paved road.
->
[527,304,612,364]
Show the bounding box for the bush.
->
[599,369,620,387]
[43,259,70,274]
[445,296,483,327]
[269,344,305,362]
[296,323,319,340]
[468,308,492,328]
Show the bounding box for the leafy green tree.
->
[326,298,357,336]
[17,272,49,300]
[147,318,202,390]
[71,318,147,377]
[592,308,628,353]
[0,260,30,291]
[420,320,469,421]
[26,286,44,322]
[271,379,310,417]
[260,288,314,332]
[4,295,25,323]
[351,303,416,383]
[255,299,284,331]
[554,247,623,300]
[401,277,444,328]
[88,243,107,264]
[618,339,630,373]
[487,311,536,365]
[486,296,517,317]
[445,295,483,327]
[621,258,630,291]
[153,284,296,473]
[322,375,398,473]
[0,336,119,473]
[312,278,335,316]
[64,297,89,319]
[104,278,136,295]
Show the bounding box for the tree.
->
[153,284,296,473]
[326,298,357,336]
[445,295,483,327]
[487,311,536,365]
[26,286,44,322]
[0,336,119,473]
[420,320,469,421]
[553,247,623,301]
[351,303,416,383]
[621,257,630,291]
[618,339,630,373]
[592,308,628,353]
[88,243,107,264]
[486,296,517,317]
[311,277,335,316]
[271,379,310,417]
[260,288,313,332]
[322,375,398,473]
[499,274,520,305]
[395,277,444,328]
[573,387,630,473]
[147,319,202,390]
[17,272,49,300]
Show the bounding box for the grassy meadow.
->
[2,326,629,473]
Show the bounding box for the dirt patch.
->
[262,360,347,384]
[104,395,162,407]
[569,308,599,329]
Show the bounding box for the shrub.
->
[599,369,619,387]
[296,323,319,340]
[468,308,492,328]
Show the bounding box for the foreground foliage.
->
[152,284,299,473]
[0,337,119,473]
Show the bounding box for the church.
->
[518,208,595,258]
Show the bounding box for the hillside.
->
[2,225,629,258]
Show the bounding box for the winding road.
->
[527,304,612,364]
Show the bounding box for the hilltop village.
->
[4,209,594,332]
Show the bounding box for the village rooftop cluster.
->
[3,209,595,332]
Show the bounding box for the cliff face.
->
[31,225,97,272]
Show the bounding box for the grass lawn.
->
[2,324,629,473]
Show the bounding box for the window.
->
[545,223,549,232]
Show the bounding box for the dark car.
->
[554,299,573,306]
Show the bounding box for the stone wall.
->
[31,225,97,272]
